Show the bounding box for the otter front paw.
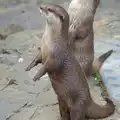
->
[25,60,38,71]
[33,67,46,81]
[25,53,42,71]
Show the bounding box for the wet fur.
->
[26,3,115,120]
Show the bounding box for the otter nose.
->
[38,7,42,14]
[39,4,44,14]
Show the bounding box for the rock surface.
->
[0,0,120,120]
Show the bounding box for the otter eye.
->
[59,15,64,22]
[40,6,43,10]
[48,8,54,13]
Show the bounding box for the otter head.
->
[39,3,69,37]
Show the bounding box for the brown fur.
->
[68,0,113,76]
[26,0,113,78]
[26,3,115,119]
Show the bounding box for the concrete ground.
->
[0,0,120,120]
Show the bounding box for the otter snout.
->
[38,7,42,14]
[39,4,48,15]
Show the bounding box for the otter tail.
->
[92,49,113,72]
[86,97,115,119]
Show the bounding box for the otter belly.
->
[74,32,94,76]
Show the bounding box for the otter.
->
[68,0,113,77]
[28,3,115,119]
[26,0,113,80]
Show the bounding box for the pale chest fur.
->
[40,34,52,63]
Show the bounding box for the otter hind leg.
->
[98,49,113,65]
[58,98,70,120]
[92,49,114,72]
[70,101,86,120]
[25,52,42,71]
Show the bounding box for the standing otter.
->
[68,0,113,76]
[29,3,115,119]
